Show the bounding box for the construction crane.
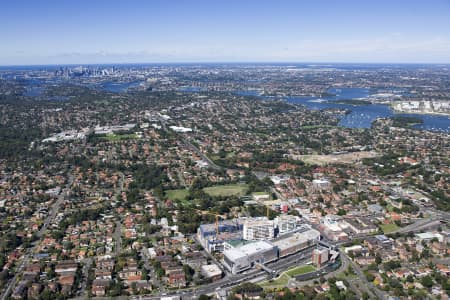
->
[195,209,225,236]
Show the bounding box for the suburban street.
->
[1,173,74,300]
[128,246,341,300]
[1,5,449,299]
[341,253,386,300]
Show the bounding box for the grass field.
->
[296,151,379,166]
[285,265,316,277]
[165,189,189,201]
[101,133,138,141]
[380,223,399,233]
[386,204,396,212]
[259,274,290,289]
[203,184,249,197]
[210,152,235,161]
[259,265,316,290]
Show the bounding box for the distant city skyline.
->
[1,0,450,65]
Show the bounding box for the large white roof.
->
[224,240,274,260]
[272,229,320,250]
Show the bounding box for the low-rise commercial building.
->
[200,264,223,282]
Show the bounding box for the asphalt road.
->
[77,257,93,297]
[129,247,318,300]
[157,115,222,172]
[342,252,387,300]
[114,221,122,256]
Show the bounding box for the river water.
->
[256,88,449,132]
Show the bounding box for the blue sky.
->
[1,0,450,65]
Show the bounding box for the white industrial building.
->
[312,179,331,191]
[252,193,270,201]
[169,125,192,133]
[223,241,277,274]
[222,227,321,274]
[42,130,87,143]
[272,228,320,258]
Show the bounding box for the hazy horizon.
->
[2,61,450,68]
[2,0,450,65]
